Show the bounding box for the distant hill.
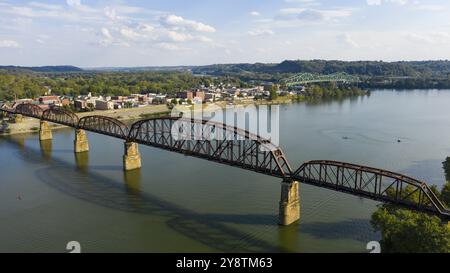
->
[88,66,192,72]
[88,60,450,78]
[4,60,450,78]
[0,65,83,73]
[191,60,450,78]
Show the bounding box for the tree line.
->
[0,71,248,101]
[371,158,450,253]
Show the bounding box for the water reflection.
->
[278,224,299,253]
[39,140,52,161]
[6,137,288,253]
[124,169,142,195]
[74,152,89,173]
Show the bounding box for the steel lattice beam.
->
[292,160,450,219]
[1,105,449,220]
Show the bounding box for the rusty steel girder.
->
[128,117,293,177]
[1,104,449,220]
[15,103,43,119]
[293,160,450,219]
[42,106,79,127]
[78,115,129,139]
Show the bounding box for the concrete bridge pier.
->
[123,141,142,171]
[278,180,300,226]
[74,129,89,153]
[13,114,23,124]
[39,121,53,141]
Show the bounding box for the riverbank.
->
[0,104,169,136]
[0,91,366,136]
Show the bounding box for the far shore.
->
[0,104,169,136]
[0,98,297,136]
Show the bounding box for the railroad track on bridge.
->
[1,103,449,222]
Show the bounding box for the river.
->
[1,89,449,253]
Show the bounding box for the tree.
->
[370,173,450,253]
[87,103,95,112]
[371,208,450,253]
[441,157,450,207]
[442,183,450,207]
[269,85,278,101]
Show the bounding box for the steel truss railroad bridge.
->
[1,103,449,225]
[281,72,361,87]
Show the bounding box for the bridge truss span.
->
[78,115,129,139]
[1,104,449,220]
[15,103,43,119]
[128,117,293,177]
[42,107,79,127]
[293,160,450,218]
[281,72,360,87]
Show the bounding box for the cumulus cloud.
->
[29,2,62,11]
[119,27,142,40]
[412,4,446,11]
[104,7,118,20]
[0,40,21,48]
[160,14,216,33]
[66,0,81,8]
[277,8,352,22]
[366,0,409,5]
[404,32,450,44]
[248,29,274,36]
[167,31,194,42]
[101,27,112,40]
[336,33,359,48]
[285,0,317,2]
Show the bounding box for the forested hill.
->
[0,65,83,73]
[4,61,450,77]
[191,60,450,78]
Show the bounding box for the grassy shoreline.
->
[0,90,367,136]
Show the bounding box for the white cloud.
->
[285,0,317,2]
[404,32,450,44]
[66,0,81,8]
[250,11,260,16]
[0,40,21,48]
[197,36,213,43]
[160,14,216,33]
[277,8,352,22]
[29,2,62,11]
[104,7,119,20]
[137,23,154,33]
[157,43,187,51]
[412,4,446,12]
[248,29,274,36]
[336,33,359,48]
[167,31,194,42]
[366,0,409,6]
[120,27,142,40]
[100,27,112,40]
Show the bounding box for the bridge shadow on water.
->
[6,136,292,253]
[3,136,376,252]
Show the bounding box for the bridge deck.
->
[1,104,449,220]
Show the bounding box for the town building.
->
[38,96,60,105]
[74,100,87,110]
[95,100,114,110]
[177,91,194,100]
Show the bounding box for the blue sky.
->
[0,0,449,67]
